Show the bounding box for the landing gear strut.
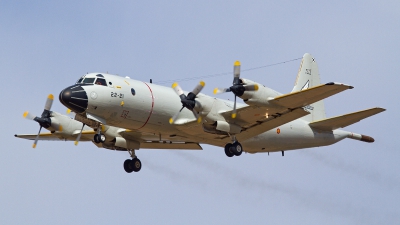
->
[123,149,142,173]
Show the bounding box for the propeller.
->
[213,61,258,118]
[23,94,56,148]
[169,81,205,124]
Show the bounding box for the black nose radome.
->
[59,85,88,114]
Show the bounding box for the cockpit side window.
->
[95,78,107,86]
[82,78,95,84]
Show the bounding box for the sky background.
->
[1,1,399,224]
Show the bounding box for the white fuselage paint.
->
[78,73,348,153]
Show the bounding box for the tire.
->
[130,158,142,172]
[230,142,243,156]
[123,159,134,173]
[93,134,100,143]
[224,143,234,157]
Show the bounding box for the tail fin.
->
[292,53,326,122]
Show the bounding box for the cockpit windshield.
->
[75,74,107,86]
[82,78,96,84]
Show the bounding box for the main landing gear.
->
[123,149,142,173]
[224,141,243,157]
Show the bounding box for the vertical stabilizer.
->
[292,53,326,122]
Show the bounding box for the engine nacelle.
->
[239,78,280,107]
[203,121,241,135]
[115,137,140,150]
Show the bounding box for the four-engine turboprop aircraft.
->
[51,53,384,173]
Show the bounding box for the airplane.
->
[20,53,385,173]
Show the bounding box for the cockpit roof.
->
[76,73,108,86]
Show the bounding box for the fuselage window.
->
[82,78,95,84]
[131,88,136,96]
[95,78,107,86]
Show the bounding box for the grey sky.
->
[1,1,399,224]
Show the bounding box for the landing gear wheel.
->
[224,143,234,157]
[99,134,106,143]
[94,133,106,143]
[230,142,243,156]
[130,158,142,172]
[123,159,134,173]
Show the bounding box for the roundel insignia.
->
[90,91,98,100]
[277,128,281,134]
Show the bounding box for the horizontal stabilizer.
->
[309,107,386,130]
[271,82,353,109]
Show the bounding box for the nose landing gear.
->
[93,133,106,143]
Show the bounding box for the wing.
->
[219,83,352,140]
[15,132,93,141]
[15,133,61,141]
[269,82,353,109]
[105,127,203,150]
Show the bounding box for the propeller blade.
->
[191,81,205,96]
[66,108,71,114]
[232,95,237,119]
[233,61,241,85]
[44,94,54,111]
[192,111,202,123]
[169,106,184,124]
[74,123,85,146]
[244,84,259,91]
[32,126,42,148]
[172,82,184,96]
[23,111,36,120]
[213,87,231,95]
